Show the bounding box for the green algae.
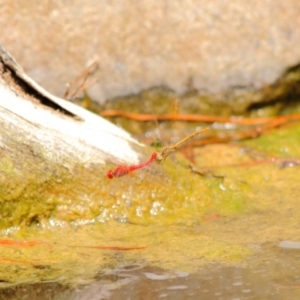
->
[0,136,221,229]
[243,123,300,157]
[2,122,300,287]
[0,221,251,287]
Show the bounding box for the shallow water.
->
[1,240,300,300]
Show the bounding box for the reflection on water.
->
[1,243,300,300]
[73,255,300,300]
[0,282,71,300]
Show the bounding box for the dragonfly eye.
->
[106,170,114,179]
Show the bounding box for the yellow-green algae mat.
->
[1,123,300,287]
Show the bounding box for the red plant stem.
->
[0,239,49,247]
[101,110,300,125]
[106,152,157,178]
[74,245,146,251]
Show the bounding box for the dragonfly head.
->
[106,170,114,179]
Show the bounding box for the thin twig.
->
[64,60,99,100]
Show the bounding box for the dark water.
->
[1,243,300,300]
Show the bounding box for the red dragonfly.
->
[106,152,157,178]
[106,127,208,179]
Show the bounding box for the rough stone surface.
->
[1,1,300,103]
